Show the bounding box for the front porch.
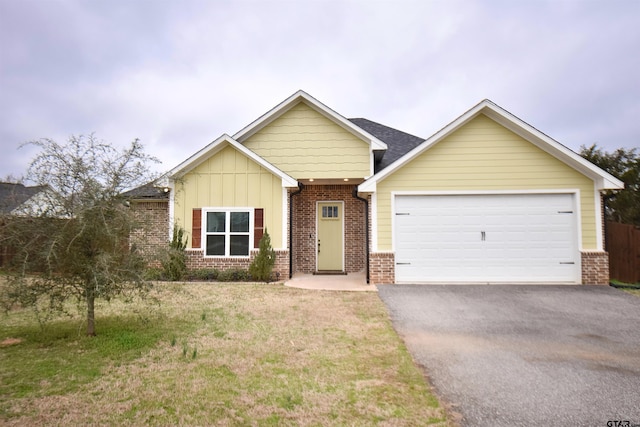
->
[290,184,368,276]
[285,271,376,291]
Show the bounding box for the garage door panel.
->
[394,194,580,283]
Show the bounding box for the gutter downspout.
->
[602,191,615,252]
[289,182,304,279]
[352,186,370,284]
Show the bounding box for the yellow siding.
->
[243,101,370,179]
[174,145,284,248]
[376,114,598,250]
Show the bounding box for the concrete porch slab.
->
[284,271,377,292]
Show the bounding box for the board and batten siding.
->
[375,114,598,250]
[174,145,285,248]
[243,101,371,179]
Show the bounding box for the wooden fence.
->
[606,221,640,284]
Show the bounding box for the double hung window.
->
[204,209,252,256]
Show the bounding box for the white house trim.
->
[359,99,624,193]
[232,90,388,166]
[166,134,298,188]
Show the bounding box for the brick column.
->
[370,252,395,285]
[581,251,609,285]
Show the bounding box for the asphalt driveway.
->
[377,285,640,427]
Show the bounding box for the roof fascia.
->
[480,104,624,190]
[359,100,624,192]
[232,90,388,151]
[168,134,298,188]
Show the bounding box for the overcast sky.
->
[1,0,639,181]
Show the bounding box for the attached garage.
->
[394,193,580,284]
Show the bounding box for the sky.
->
[1,0,639,181]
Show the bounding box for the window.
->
[322,205,339,219]
[203,209,252,256]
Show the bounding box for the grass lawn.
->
[610,280,640,297]
[1,282,451,426]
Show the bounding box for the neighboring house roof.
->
[348,118,426,173]
[164,134,298,188]
[359,99,625,192]
[0,182,48,214]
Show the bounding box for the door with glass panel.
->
[316,202,344,271]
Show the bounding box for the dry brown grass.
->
[1,282,451,426]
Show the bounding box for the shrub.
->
[161,225,188,281]
[188,268,219,281]
[217,268,250,282]
[144,267,165,281]
[249,229,276,282]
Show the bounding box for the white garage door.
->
[394,194,580,284]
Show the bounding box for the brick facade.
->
[186,249,289,281]
[130,201,170,266]
[581,251,609,285]
[369,252,395,285]
[290,184,366,274]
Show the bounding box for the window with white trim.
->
[203,209,252,256]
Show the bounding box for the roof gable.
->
[359,100,624,192]
[166,134,298,188]
[0,183,47,214]
[233,90,388,152]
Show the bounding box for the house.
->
[0,182,53,267]
[129,91,624,285]
[0,182,50,216]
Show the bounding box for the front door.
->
[317,201,344,271]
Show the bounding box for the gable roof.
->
[0,182,48,214]
[165,134,298,188]
[233,90,388,153]
[359,99,625,192]
[348,118,425,173]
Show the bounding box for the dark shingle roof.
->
[0,183,47,214]
[122,182,170,200]
[348,118,425,173]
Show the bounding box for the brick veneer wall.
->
[581,251,609,285]
[186,249,290,281]
[130,201,169,266]
[291,185,366,274]
[370,252,395,285]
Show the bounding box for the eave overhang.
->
[359,99,624,193]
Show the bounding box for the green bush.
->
[144,267,165,281]
[161,225,188,281]
[188,268,220,281]
[217,268,251,282]
[249,229,276,282]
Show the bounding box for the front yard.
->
[1,282,450,426]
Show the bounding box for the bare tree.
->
[1,134,159,335]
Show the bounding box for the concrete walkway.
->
[284,271,377,292]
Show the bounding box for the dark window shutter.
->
[192,208,202,249]
[254,208,264,248]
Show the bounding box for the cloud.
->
[1,0,638,181]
